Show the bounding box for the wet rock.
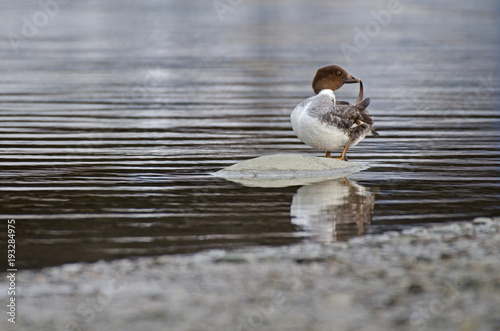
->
[213,154,367,187]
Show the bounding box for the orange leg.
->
[325,151,331,158]
[334,144,350,161]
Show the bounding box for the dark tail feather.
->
[356,98,377,135]
[356,97,371,110]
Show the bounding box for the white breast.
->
[291,91,349,152]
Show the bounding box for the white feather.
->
[291,89,348,152]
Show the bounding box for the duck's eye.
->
[336,70,342,76]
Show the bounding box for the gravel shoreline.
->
[2,218,500,331]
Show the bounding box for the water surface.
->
[0,0,498,268]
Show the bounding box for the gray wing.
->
[304,95,353,130]
[319,104,357,130]
[318,98,372,130]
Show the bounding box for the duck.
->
[291,65,377,161]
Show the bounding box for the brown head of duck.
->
[312,65,361,94]
[312,64,367,106]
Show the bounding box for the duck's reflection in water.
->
[291,178,375,243]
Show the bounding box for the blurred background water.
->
[0,0,498,268]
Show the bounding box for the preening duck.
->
[291,65,377,161]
